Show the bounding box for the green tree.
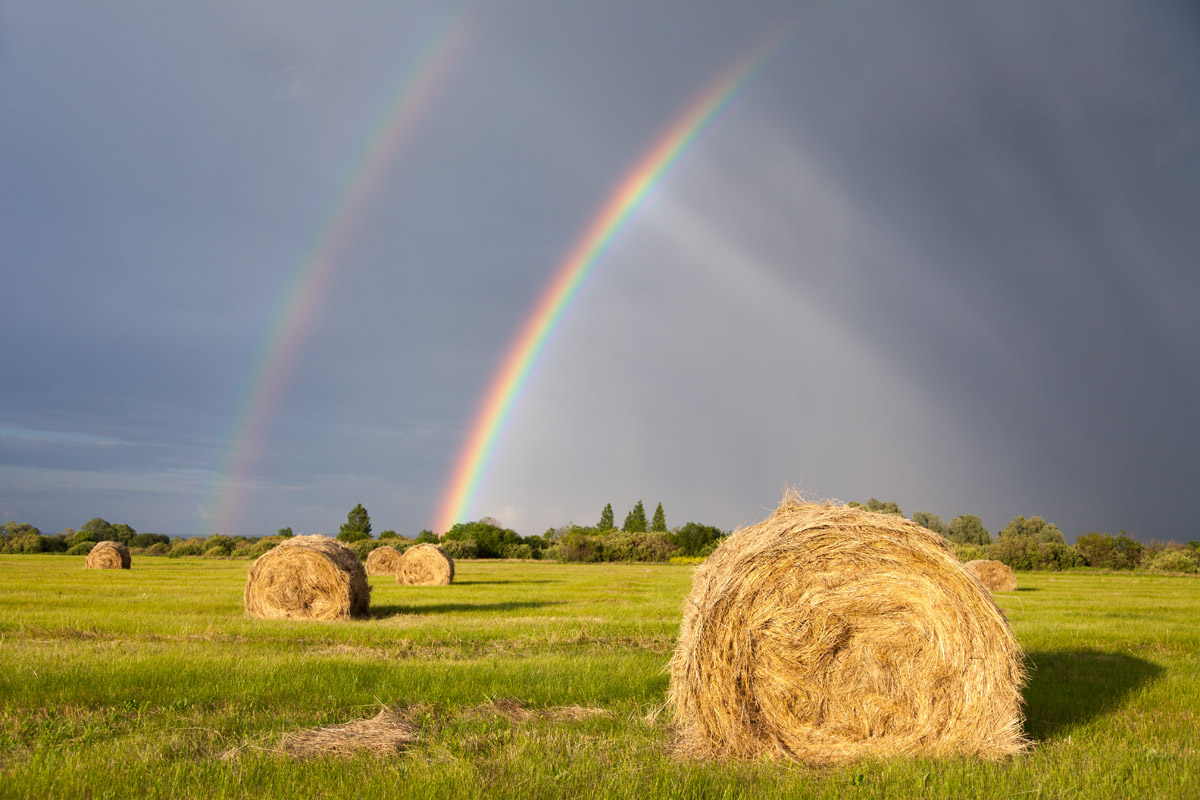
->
[910,511,946,536]
[337,503,372,543]
[598,503,615,531]
[862,498,903,516]
[278,526,294,538]
[75,518,117,544]
[669,522,726,556]
[948,515,991,546]
[378,529,398,539]
[622,501,648,533]
[998,515,1064,544]
[651,502,667,532]
[415,529,439,544]
[1075,531,1143,570]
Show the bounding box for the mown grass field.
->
[1,555,1197,799]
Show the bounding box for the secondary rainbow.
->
[207,13,471,537]
[434,31,786,533]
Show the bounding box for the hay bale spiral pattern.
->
[85,540,131,569]
[965,559,1018,592]
[364,545,405,576]
[244,535,370,620]
[397,543,454,586]
[668,500,1026,764]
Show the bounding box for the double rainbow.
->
[207,13,472,536]
[433,30,786,533]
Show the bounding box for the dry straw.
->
[85,540,131,570]
[965,559,1018,592]
[364,545,405,576]
[397,543,454,586]
[668,498,1027,765]
[244,535,370,620]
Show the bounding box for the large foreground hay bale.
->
[397,543,454,586]
[244,535,369,620]
[85,540,130,569]
[965,559,1017,592]
[668,500,1026,764]
[364,545,405,576]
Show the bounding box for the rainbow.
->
[434,30,786,533]
[206,13,472,537]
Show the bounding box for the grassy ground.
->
[0,556,1196,799]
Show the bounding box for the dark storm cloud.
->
[2,1,1197,542]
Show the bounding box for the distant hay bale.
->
[244,535,370,620]
[965,559,1017,592]
[397,543,454,586]
[85,540,131,570]
[668,499,1026,765]
[364,545,405,576]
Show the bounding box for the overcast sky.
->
[3,1,1198,543]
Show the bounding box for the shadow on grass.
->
[1023,649,1163,741]
[451,579,559,586]
[1014,587,1040,592]
[371,600,564,618]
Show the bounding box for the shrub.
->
[991,536,1081,571]
[1144,549,1199,574]
[560,532,601,563]
[670,523,726,557]
[144,542,170,556]
[349,538,388,560]
[443,520,522,558]
[1075,532,1143,570]
[441,539,478,559]
[129,533,170,549]
[954,543,991,563]
[169,538,207,558]
[501,543,534,560]
[203,545,231,558]
[66,541,95,556]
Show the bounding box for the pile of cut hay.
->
[279,709,417,758]
[85,540,131,570]
[668,498,1026,765]
[397,543,454,586]
[364,545,404,576]
[965,559,1018,592]
[244,535,370,620]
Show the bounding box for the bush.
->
[349,539,387,560]
[444,520,522,558]
[1075,532,1143,570]
[144,542,170,556]
[669,523,726,557]
[991,536,1082,571]
[669,555,707,565]
[442,539,478,559]
[560,532,601,563]
[169,538,207,558]
[1144,549,1199,574]
[954,543,991,563]
[129,533,170,549]
[66,541,95,556]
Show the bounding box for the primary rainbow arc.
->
[434,31,785,533]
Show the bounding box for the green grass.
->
[1,556,1197,798]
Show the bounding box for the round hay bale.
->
[668,500,1026,764]
[965,559,1017,592]
[364,545,405,576]
[397,543,454,586]
[85,540,131,570]
[244,535,370,620]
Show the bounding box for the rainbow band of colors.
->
[207,13,472,536]
[434,29,787,533]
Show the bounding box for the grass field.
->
[1,555,1197,799]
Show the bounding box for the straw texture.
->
[244,535,370,620]
[668,499,1026,764]
[397,543,454,586]
[965,559,1018,592]
[85,540,131,569]
[364,545,405,576]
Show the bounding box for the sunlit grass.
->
[1,556,1197,798]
